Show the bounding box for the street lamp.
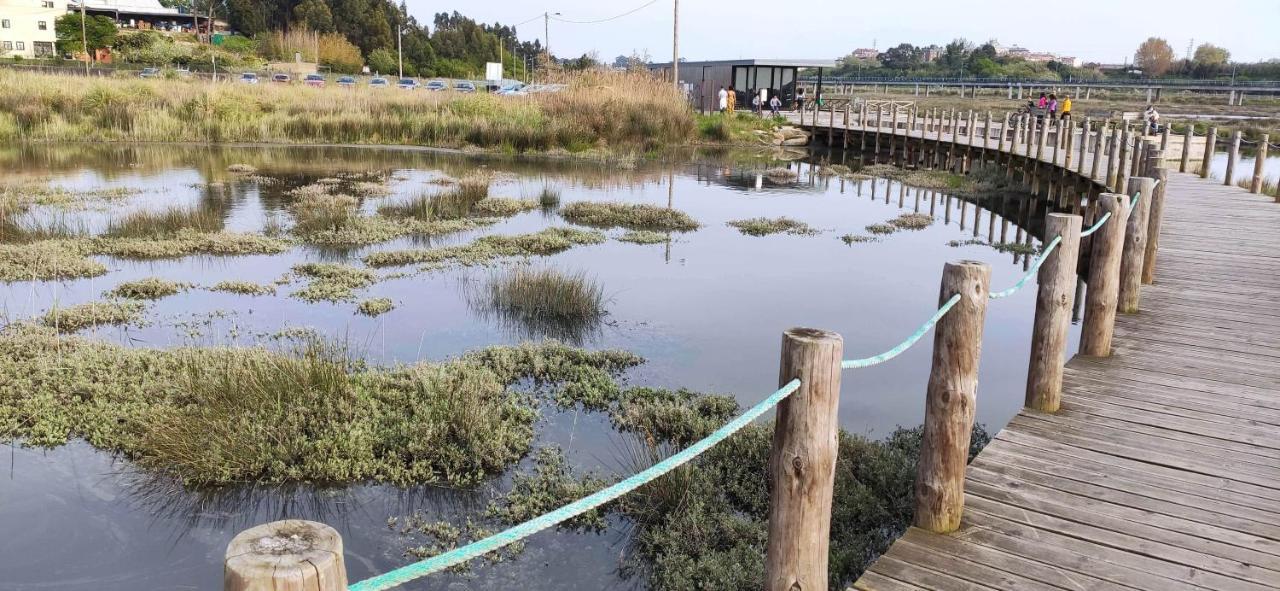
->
[397,26,404,79]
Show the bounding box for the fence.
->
[219,124,1169,591]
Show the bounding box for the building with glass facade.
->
[649,58,835,113]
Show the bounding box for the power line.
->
[550,0,660,24]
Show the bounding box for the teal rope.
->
[990,235,1062,299]
[348,378,803,591]
[1080,212,1112,237]
[841,293,961,369]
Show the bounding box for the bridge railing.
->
[221,116,1177,591]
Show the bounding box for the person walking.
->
[718,86,728,113]
[726,86,737,114]
[769,93,781,117]
[1048,93,1058,119]
[1037,92,1048,109]
[795,87,806,112]
[1060,95,1072,121]
[751,90,762,115]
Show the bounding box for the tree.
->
[293,0,336,33]
[1134,37,1175,77]
[366,47,397,74]
[880,43,921,71]
[1191,43,1230,77]
[942,38,971,71]
[54,13,117,58]
[612,50,650,71]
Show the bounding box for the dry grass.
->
[0,69,694,153]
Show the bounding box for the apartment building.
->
[0,0,62,58]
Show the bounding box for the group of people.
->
[1036,92,1073,120]
[718,86,783,117]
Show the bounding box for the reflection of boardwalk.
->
[797,114,1280,590]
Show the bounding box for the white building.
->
[0,0,64,58]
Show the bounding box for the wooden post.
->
[1091,122,1106,182]
[1080,193,1130,356]
[842,104,850,149]
[1143,167,1168,284]
[1160,126,1171,152]
[1063,118,1075,170]
[1224,130,1241,186]
[1119,177,1154,313]
[225,520,347,591]
[1078,118,1090,174]
[915,260,990,534]
[827,105,835,146]
[1200,126,1217,179]
[1251,134,1270,194]
[1115,129,1130,193]
[766,328,844,591]
[1026,213,1083,413]
[1182,123,1192,171]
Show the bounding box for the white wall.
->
[0,0,62,58]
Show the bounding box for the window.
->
[1,41,11,51]
[43,1,55,7]
[1,19,10,29]
[33,41,53,56]
[15,42,24,51]
[38,21,47,31]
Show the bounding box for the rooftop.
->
[649,58,838,69]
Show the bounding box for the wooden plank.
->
[867,555,1002,590]
[851,570,925,591]
[883,535,1063,590]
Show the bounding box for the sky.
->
[405,0,1279,66]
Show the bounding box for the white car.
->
[239,72,259,85]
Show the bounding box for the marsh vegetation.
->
[467,267,607,344]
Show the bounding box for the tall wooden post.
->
[1105,125,1120,188]
[225,520,347,591]
[1026,213,1083,413]
[1115,129,1130,193]
[1200,126,1217,179]
[1080,193,1130,356]
[1143,167,1168,284]
[1251,134,1270,194]
[1180,125,1194,173]
[766,328,844,591]
[1078,118,1091,174]
[1224,130,1241,186]
[914,261,991,534]
[1091,122,1106,182]
[1119,177,1154,313]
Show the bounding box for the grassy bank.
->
[0,70,694,153]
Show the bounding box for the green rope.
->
[990,235,1062,299]
[841,294,961,369]
[1080,212,1112,237]
[348,378,803,591]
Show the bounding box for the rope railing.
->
[841,294,961,369]
[989,236,1062,299]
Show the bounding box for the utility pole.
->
[672,0,679,92]
[80,0,89,74]
[544,12,551,61]
[397,26,403,79]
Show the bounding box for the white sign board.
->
[485,62,503,81]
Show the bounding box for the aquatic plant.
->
[92,230,292,259]
[356,297,396,317]
[617,230,668,244]
[227,163,257,174]
[560,201,700,232]
[864,223,897,235]
[472,197,538,217]
[764,167,799,182]
[363,227,605,269]
[947,239,1038,255]
[40,300,145,332]
[210,280,276,296]
[726,217,819,237]
[486,447,610,531]
[0,325,643,486]
[291,262,377,302]
[290,192,359,235]
[538,187,561,208]
[468,267,607,344]
[840,234,878,245]
[104,205,223,238]
[889,212,935,230]
[108,277,187,300]
[0,240,106,281]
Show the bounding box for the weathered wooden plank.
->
[897,528,1136,591]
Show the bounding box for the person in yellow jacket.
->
[726,86,737,114]
[1060,95,1072,120]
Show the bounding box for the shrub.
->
[560,202,700,232]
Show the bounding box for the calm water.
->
[0,144,1075,590]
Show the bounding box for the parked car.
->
[495,83,527,95]
[369,77,389,89]
[453,80,477,93]
[423,79,447,91]
[174,67,192,78]
[396,78,418,90]
[139,67,161,79]
[337,76,357,88]
[272,73,291,84]
[240,72,260,84]
[304,74,325,88]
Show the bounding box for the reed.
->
[104,205,223,238]
[468,267,606,343]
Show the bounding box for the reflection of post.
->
[665,171,673,264]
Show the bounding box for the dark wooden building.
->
[649,58,835,112]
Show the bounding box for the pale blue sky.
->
[406,0,1278,65]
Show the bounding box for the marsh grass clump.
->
[538,187,561,209]
[40,300,145,332]
[617,230,668,244]
[108,277,187,300]
[889,212,935,230]
[0,240,106,281]
[864,223,897,235]
[860,165,974,193]
[92,230,291,259]
[0,326,643,486]
[472,197,538,217]
[560,202,699,232]
[363,227,605,269]
[840,234,878,245]
[948,239,1038,255]
[104,206,223,238]
[291,262,377,302]
[291,192,359,235]
[486,446,611,530]
[727,217,819,237]
[469,267,606,344]
[764,167,799,182]
[227,164,257,174]
[210,280,276,296]
[356,297,396,317]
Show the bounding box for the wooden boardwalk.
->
[793,112,1280,590]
